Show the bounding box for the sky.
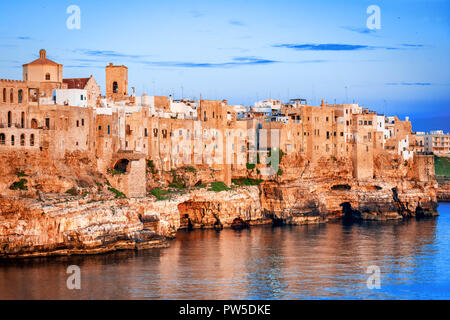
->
[0,0,449,132]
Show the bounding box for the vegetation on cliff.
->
[435,156,450,176]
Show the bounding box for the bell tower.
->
[105,63,128,101]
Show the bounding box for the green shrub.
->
[435,156,450,176]
[65,187,78,196]
[147,160,158,174]
[232,178,262,186]
[108,187,126,199]
[150,188,171,201]
[169,172,186,189]
[209,181,231,192]
[10,179,28,190]
[246,163,256,170]
[181,166,197,173]
[277,168,283,176]
[15,169,28,177]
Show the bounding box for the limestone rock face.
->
[437,177,450,202]
[0,187,267,258]
[260,177,438,224]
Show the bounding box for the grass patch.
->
[208,181,231,192]
[435,156,450,176]
[10,179,28,190]
[150,188,171,201]
[107,168,125,176]
[65,187,78,196]
[108,187,126,199]
[232,178,262,186]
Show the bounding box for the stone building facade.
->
[0,49,434,197]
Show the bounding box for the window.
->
[326,117,329,122]
[98,126,102,131]
[81,119,84,126]
[21,112,25,128]
[7,111,12,127]
[76,120,79,127]
[364,120,367,125]
[18,90,23,103]
[108,125,111,135]
[45,73,50,80]
[2,88,5,102]
[10,89,13,103]
[45,118,50,128]
[30,134,34,146]
[0,133,5,145]
[20,134,25,146]
[81,95,84,100]
[368,121,372,125]
[113,82,118,93]
[11,135,15,146]
[340,132,344,137]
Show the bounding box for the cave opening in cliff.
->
[113,159,130,173]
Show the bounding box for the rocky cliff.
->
[0,150,440,258]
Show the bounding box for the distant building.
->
[424,130,450,154]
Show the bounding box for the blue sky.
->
[0,0,449,131]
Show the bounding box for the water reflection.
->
[0,203,449,300]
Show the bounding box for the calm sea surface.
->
[1,203,449,300]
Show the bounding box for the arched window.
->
[0,133,5,145]
[2,88,5,102]
[30,134,35,146]
[113,81,118,93]
[10,89,13,103]
[21,112,25,128]
[20,134,25,146]
[11,135,14,146]
[45,73,51,80]
[7,111,12,128]
[31,119,38,129]
[18,90,23,103]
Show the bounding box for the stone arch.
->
[113,159,130,173]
